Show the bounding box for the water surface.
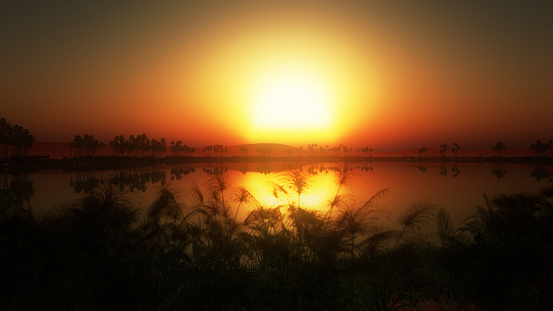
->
[11,162,553,228]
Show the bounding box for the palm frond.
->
[360,188,389,209]
[398,200,437,232]
[188,181,204,206]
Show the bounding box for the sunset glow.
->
[250,66,333,130]
[2,1,552,149]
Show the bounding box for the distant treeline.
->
[0,118,36,159]
[1,116,552,160]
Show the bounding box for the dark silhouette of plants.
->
[70,134,103,157]
[109,134,167,157]
[451,166,460,177]
[0,173,35,210]
[530,139,551,158]
[281,167,312,208]
[324,166,359,226]
[440,143,448,156]
[451,142,460,158]
[491,167,507,179]
[0,117,36,159]
[231,186,259,222]
[6,160,553,310]
[418,146,428,158]
[454,188,553,310]
[361,146,374,157]
[335,189,388,260]
[170,140,194,156]
[530,166,553,182]
[392,200,437,250]
[491,141,507,157]
[435,206,468,248]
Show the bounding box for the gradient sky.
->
[2,0,552,150]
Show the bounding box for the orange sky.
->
[2,1,552,150]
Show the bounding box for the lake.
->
[6,161,552,230]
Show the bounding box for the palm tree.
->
[530,139,550,158]
[440,143,448,156]
[451,142,460,157]
[418,146,428,158]
[491,141,506,157]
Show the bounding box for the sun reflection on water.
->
[237,168,344,215]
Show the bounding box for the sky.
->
[2,0,552,150]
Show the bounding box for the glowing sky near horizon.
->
[2,0,552,150]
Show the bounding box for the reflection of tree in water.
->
[491,167,507,179]
[0,174,35,209]
[530,166,553,182]
[440,166,448,176]
[239,165,248,175]
[203,166,228,176]
[307,165,319,175]
[255,163,271,175]
[418,166,428,173]
[451,167,460,178]
[361,165,373,172]
[110,168,166,192]
[70,167,167,193]
[170,166,195,180]
[70,170,102,193]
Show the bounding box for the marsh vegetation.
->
[2,167,553,310]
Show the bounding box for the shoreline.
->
[2,154,553,174]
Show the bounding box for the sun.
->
[250,66,333,130]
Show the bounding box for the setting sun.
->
[250,66,333,130]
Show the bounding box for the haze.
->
[2,0,552,150]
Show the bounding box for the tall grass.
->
[2,169,552,310]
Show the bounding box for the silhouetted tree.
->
[418,146,428,158]
[530,139,550,158]
[0,118,35,158]
[71,134,102,157]
[491,141,506,157]
[360,147,373,157]
[451,142,460,157]
[440,143,448,155]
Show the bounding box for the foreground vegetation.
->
[1,169,553,310]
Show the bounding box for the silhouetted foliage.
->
[70,134,103,157]
[530,139,551,158]
[451,141,461,158]
[2,168,553,310]
[491,141,507,157]
[109,134,167,157]
[0,117,36,159]
[418,146,428,158]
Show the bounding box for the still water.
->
[9,161,553,228]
